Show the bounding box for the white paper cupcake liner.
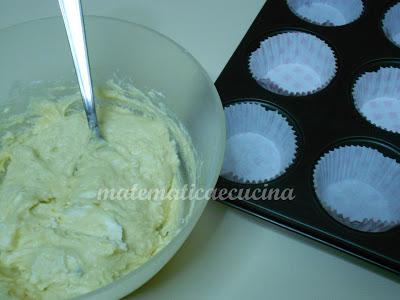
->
[383,3,400,48]
[221,101,298,184]
[352,67,400,134]
[287,0,364,27]
[249,32,337,96]
[313,145,400,232]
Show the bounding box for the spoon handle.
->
[58,0,100,137]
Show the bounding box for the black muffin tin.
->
[215,0,400,274]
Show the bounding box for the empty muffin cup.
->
[352,67,400,134]
[249,32,337,96]
[313,145,400,232]
[221,101,298,184]
[287,0,364,27]
[383,2,400,48]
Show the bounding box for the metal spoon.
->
[58,0,101,138]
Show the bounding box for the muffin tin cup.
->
[249,31,337,96]
[221,101,298,184]
[383,2,400,48]
[287,0,364,27]
[313,145,400,233]
[352,66,400,134]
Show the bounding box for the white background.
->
[0,1,399,299]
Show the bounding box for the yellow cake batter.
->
[0,81,196,299]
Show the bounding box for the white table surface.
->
[1,1,399,299]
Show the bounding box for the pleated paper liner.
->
[352,66,400,134]
[313,145,400,233]
[383,2,400,48]
[249,31,337,96]
[286,0,364,27]
[221,101,298,184]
